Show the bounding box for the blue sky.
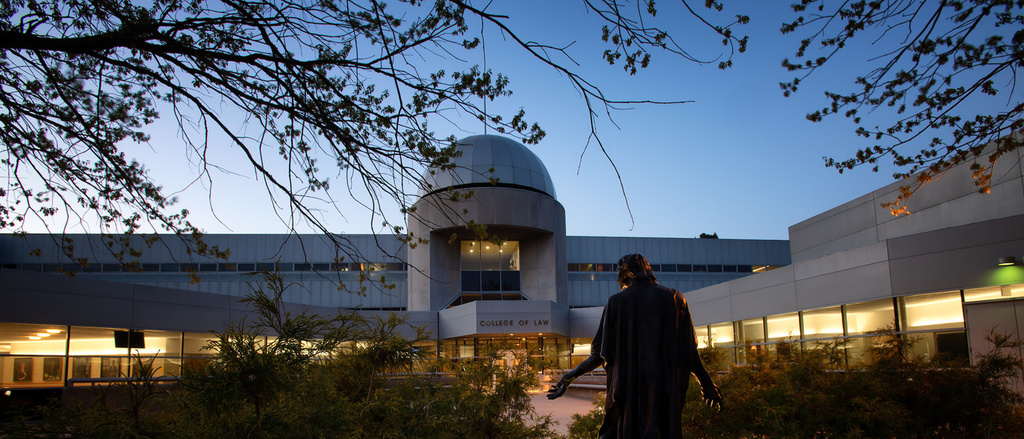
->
[143,1,899,241]
[32,1,1014,241]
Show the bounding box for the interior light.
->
[998,256,1017,266]
[28,336,41,340]
[46,329,61,334]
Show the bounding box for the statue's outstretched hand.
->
[700,383,723,413]
[546,376,572,400]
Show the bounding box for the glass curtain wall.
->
[455,240,522,306]
[684,285,1024,369]
[437,336,571,370]
[0,324,212,388]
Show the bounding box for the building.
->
[1,134,1021,392]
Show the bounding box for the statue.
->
[548,253,723,438]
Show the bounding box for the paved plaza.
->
[528,392,597,435]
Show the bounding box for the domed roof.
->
[421,135,556,199]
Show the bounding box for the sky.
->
[22,1,1016,241]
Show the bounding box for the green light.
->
[998,257,1017,266]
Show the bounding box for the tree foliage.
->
[780,0,1024,215]
[0,0,747,272]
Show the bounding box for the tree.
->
[780,0,1023,215]
[0,0,747,272]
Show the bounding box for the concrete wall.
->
[437,300,569,339]
[0,269,436,340]
[407,187,568,311]
[0,234,409,309]
[790,140,1024,262]
[689,135,1024,329]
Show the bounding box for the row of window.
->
[563,284,1023,370]
[447,293,528,307]
[691,283,1024,366]
[567,263,782,273]
[1,262,406,274]
[461,270,521,292]
[3,261,783,275]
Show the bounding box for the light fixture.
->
[28,336,41,340]
[36,333,50,337]
[998,256,1017,266]
[46,329,61,334]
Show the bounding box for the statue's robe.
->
[591,280,713,439]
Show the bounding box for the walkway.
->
[528,392,597,436]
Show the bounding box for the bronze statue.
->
[548,253,723,438]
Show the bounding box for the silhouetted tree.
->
[0,0,747,271]
[780,0,1023,214]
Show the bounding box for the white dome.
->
[421,135,557,199]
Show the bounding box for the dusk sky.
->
[27,1,1015,241]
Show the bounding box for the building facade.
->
[2,133,1021,392]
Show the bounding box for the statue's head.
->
[616,253,657,289]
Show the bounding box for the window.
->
[801,306,844,340]
[845,299,895,335]
[900,291,964,331]
[695,325,710,349]
[965,283,1024,302]
[460,240,520,294]
[709,322,735,347]
[766,313,799,342]
[739,318,765,344]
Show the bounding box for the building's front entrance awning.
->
[438,300,569,339]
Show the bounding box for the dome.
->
[420,135,557,199]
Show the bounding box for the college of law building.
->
[1,134,1023,392]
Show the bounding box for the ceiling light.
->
[28,336,41,340]
[46,329,61,334]
[998,256,1017,266]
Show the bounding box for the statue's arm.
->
[681,294,723,412]
[546,354,604,400]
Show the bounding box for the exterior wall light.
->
[998,256,1017,266]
